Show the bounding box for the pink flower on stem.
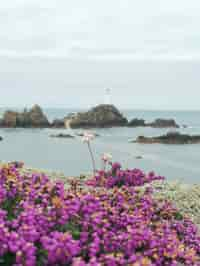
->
[82,132,96,175]
[102,153,112,163]
[82,132,95,143]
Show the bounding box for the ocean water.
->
[0,108,200,183]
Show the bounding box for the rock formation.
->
[28,105,50,127]
[148,119,179,128]
[65,105,128,128]
[1,105,50,128]
[51,119,65,128]
[50,133,75,138]
[128,118,179,128]
[134,132,200,144]
[128,119,146,127]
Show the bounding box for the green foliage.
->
[1,196,22,221]
[55,220,81,240]
[0,253,15,266]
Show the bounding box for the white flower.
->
[82,132,95,143]
[102,153,112,162]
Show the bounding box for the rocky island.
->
[0,105,50,128]
[65,104,128,128]
[128,118,179,128]
[0,104,182,129]
[134,132,200,144]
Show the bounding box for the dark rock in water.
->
[0,118,4,127]
[1,105,50,128]
[50,133,75,139]
[128,119,146,127]
[127,118,179,128]
[134,132,200,144]
[182,124,188,128]
[66,104,128,128]
[135,156,143,159]
[28,105,50,127]
[0,136,3,141]
[76,132,100,137]
[2,111,18,127]
[51,119,65,128]
[147,119,179,128]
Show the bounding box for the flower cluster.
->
[86,162,165,188]
[0,164,200,265]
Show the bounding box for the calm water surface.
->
[0,108,200,183]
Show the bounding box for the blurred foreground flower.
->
[82,131,96,175]
[102,153,112,162]
[102,153,112,171]
[81,132,95,143]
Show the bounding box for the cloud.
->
[0,0,200,59]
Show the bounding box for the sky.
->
[0,0,200,109]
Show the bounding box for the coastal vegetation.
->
[0,162,200,265]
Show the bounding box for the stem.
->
[87,142,96,176]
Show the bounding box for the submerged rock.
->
[50,133,75,138]
[1,105,50,128]
[66,104,128,128]
[134,132,200,144]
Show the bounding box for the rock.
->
[0,136,3,141]
[66,104,128,128]
[1,105,50,128]
[51,119,65,128]
[147,119,179,128]
[2,111,18,127]
[134,132,200,144]
[135,156,143,159]
[50,133,75,138]
[28,105,50,127]
[76,132,100,137]
[127,118,179,128]
[128,118,146,127]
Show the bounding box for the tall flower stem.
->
[87,142,96,176]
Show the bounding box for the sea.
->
[0,108,200,183]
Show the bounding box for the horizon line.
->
[1,106,200,112]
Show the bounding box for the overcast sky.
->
[0,0,200,109]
